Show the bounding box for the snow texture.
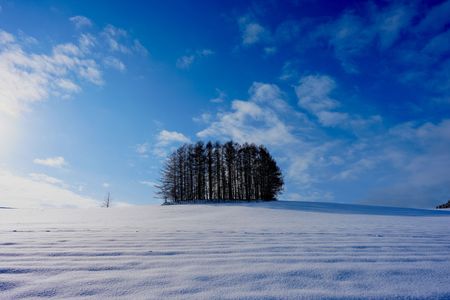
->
[1,201,450,299]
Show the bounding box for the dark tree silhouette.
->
[158,141,284,203]
[102,192,112,208]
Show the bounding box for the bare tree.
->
[102,192,112,208]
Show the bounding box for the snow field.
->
[1,201,450,299]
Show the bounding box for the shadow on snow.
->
[227,201,450,217]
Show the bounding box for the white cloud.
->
[239,17,269,46]
[296,75,338,113]
[316,111,349,127]
[102,25,130,53]
[333,158,375,180]
[0,29,14,44]
[193,112,212,124]
[33,156,67,168]
[136,142,149,157]
[284,190,334,202]
[360,119,450,207]
[17,30,38,45]
[210,88,226,103]
[306,2,423,75]
[0,169,99,208]
[279,61,299,81]
[286,152,316,185]
[101,25,148,56]
[176,49,214,69]
[243,23,266,44]
[69,15,93,29]
[311,2,416,72]
[79,33,96,52]
[103,56,126,71]
[314,12,371,73]
[198,49,214,56]
[53,42,82,56]
[249,82,288,111]
[133,39,149,56]
[176,55,195,69]
[264,46,277,55]
[56,79,81,92]
[374,3,416,50]
[0,29,103,116]
[295,75,345,127]
[197,82,295,146]
[140,180,157,188]
[295,74,380,129]
[29,173,67,187]
[157,130,191,146]
[102,182,110,188]
[296,1,448,103]
[0,21,146,117]
[151,130,191,158]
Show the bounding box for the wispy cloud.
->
[101,25,148,56]
[176,49,214,69]
[374,3,416,50]
[157,130,191,146]
[56,79,81,93]
[0,30,14,44]
[415,0,450,34]
[137,130,191,159]
[210,88,227,103]
[78,33,96,51]
[33,156,67,168]
[152,130,191,157]
[135,142,149,157]
[69,15,93,29]
[29,172,67,187]
[0,29,102,116]
[103,56,126,71]
[139,180,157,188]
[0,18,148,117]
[193,112,212,124]
[197,82,296,146]
[310,2,416,72]
[133,39,149,56]
[238,16,270,46]
[102,24,130,53]
[295,74,381,128]
[295,75,341,125]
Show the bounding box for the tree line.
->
[157,141,283,203]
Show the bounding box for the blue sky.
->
[0,0,449,208]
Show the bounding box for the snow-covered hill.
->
[1,201,450,299]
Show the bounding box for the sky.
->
[0,0,449,208]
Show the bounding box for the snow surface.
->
[1,201,450,299]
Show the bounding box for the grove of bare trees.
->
[157,141,283,203]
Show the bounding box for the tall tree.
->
[224,141,235,200]
[206,141,213,200]
[214,142,222,200]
